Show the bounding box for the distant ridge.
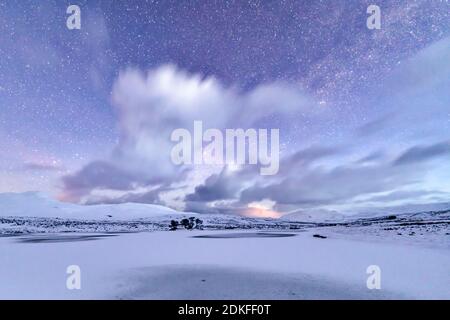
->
[0,192,188,220]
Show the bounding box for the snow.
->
[281,209,345,222]
[0,230,448,299]
[0,192,448,299]
[0,192,185,220]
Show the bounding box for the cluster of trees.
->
[170,217,203,231]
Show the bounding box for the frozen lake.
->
[0,230,448,299]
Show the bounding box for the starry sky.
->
[0,0,449,217]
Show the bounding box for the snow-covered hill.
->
[0,192,185,220]
[281,209,345,223]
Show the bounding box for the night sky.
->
[0,0,449,217]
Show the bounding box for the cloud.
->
[355,151,385,164]
[83,187,165,205]
[23,161,64,172]
[360,190,450,204]
[239,162,418,207]
[61,37,450,215]
[394,141,450,166]
[372,37,450,146]
[189,142,449,212]
[61,64,313,203]
[61,161,147,201]
[387,37,450,95]
[277,146,341,174]
[183,146,340,206]
[185,169,237,202]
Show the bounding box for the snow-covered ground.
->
[0,192,448,299]
[0,230,448,299]
[0,192,185,220]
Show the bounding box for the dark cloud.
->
[184,201,221,214]
[184,200,251,216]
[360,190,450,203]
[84,187,166,205]
[61,138,450,214]
[394,141,450,166]
[185,169,238,202]
[240,163,418,206]
[63,161,140,190]
[355,151,385,164]
[184,143,442,212]
[61,161,151,200]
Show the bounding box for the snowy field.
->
[0,193,449,300]
[0,229,449,299]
